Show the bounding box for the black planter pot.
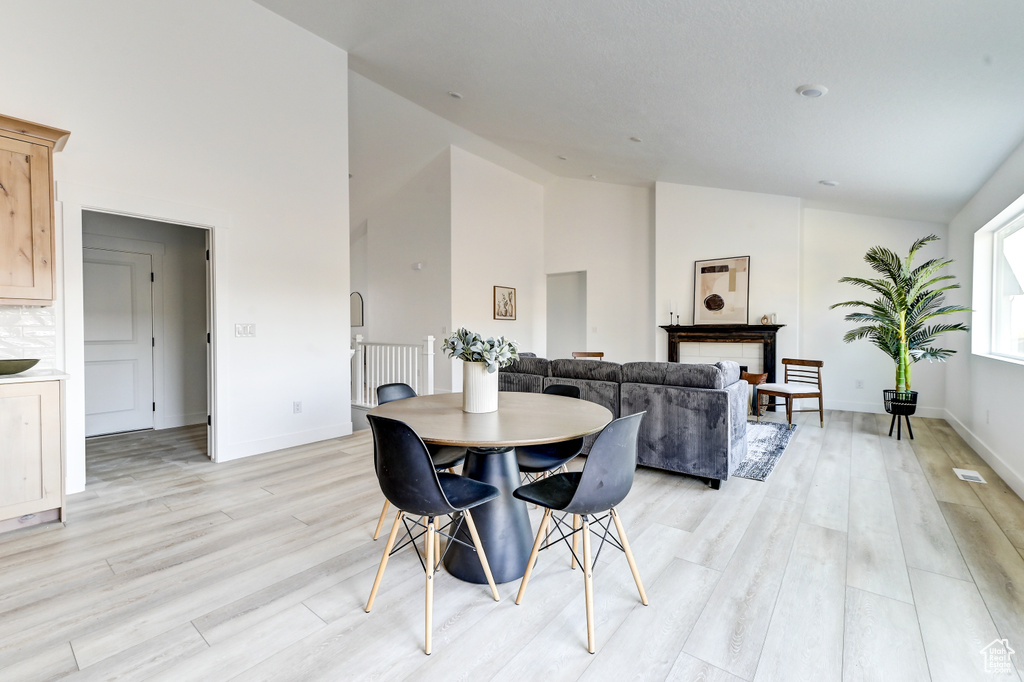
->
[883,390,917,440]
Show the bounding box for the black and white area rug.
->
[734,421,798,481]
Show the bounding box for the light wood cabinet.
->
[0,379,65,533]
[0,114,70,306]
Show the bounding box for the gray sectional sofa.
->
[499,357,748,489]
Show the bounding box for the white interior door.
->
[84,247,154,436]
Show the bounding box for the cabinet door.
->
[0,134,54,303]
[0,381,62,521]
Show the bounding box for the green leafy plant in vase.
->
[830,234,970,424]
[442,328,520,412]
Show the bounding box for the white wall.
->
[82,212,208,428]
[364,150,453,390]
[801,209,951,417]
[654,183,802,371]
[450,146,545,388]
[947,137,1024,497]
[545,178,655,362]
[2,0,351,491]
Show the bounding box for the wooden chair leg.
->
[425,518,434,655]
[786,397,794,429]
[462,509,500,602]
[571,514,580,569]
[366,511,403,612]
[433,517,442,562]
[582,515,596,654]
[611,508,648,605]
[818,395,824,427]
[372,499,390,540]
[516,508,552,605]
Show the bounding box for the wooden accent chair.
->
[513,413,649,653]
[571,351,604,360]
[756,358,824,429]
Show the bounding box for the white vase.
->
[463,360,499,413]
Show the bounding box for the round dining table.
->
[367,391,612,584]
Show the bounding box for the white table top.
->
[367,392,612,447]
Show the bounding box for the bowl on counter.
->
[0,359,41,375]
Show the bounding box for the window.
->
[993,216,1024,359]
[973,191,1024,364]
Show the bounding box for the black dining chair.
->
[515,384,585,483]
[372,383,467,540]
[513,412,648,654]
[364,415,501,655]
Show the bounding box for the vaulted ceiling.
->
[255,0,1024,222]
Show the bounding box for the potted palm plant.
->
[830,234,970,434]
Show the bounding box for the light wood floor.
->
[2,411,1023,681]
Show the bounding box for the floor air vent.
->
[953,468,987,484]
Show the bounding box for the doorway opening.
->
[547,271,587,360]
[81,211,211,459]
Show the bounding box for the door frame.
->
[58,182,229,493]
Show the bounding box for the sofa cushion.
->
[501,356,550,376]
[549,359,622,383]
[621,361,732,389]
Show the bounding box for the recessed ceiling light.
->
[797,84,828,98]
[630,136,642,143]
[819,180,839,187]
[557,155,567,161]
[590,174,598,180]
[447,91,463,99]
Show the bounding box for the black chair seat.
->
[438,473,500,511]
[515,440,583,472]
[512,471,582,509]
[428,444,467,470]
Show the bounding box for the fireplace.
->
[661,324,785,384]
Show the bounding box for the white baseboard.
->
[217,422,353,463]
[824,399,946,419]
[943,410,1024,501]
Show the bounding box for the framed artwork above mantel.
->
[693,255,750,325]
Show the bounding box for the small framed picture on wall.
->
[494,286,516,320]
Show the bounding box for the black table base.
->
[443,447,533,584]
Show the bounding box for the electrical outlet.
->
[855,379,864,389]
[293,401,302,414]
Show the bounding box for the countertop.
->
[0,369,70,385]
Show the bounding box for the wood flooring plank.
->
[674,475,769,571]
[802,414,852,532]
[850,411,887,482]
[578,558,720,681]
[939,501,1024,675]
[909,567,1020,682]
[65,623,209,681]
[0,642,78,682]
[665,652,747,682]
[909,424,984,508]
[887,468,972,581]
[150,604,326,681]
[681,496,803,680]
[752,523,847,682]
[842,586,930,682]
[847,475,913,603]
